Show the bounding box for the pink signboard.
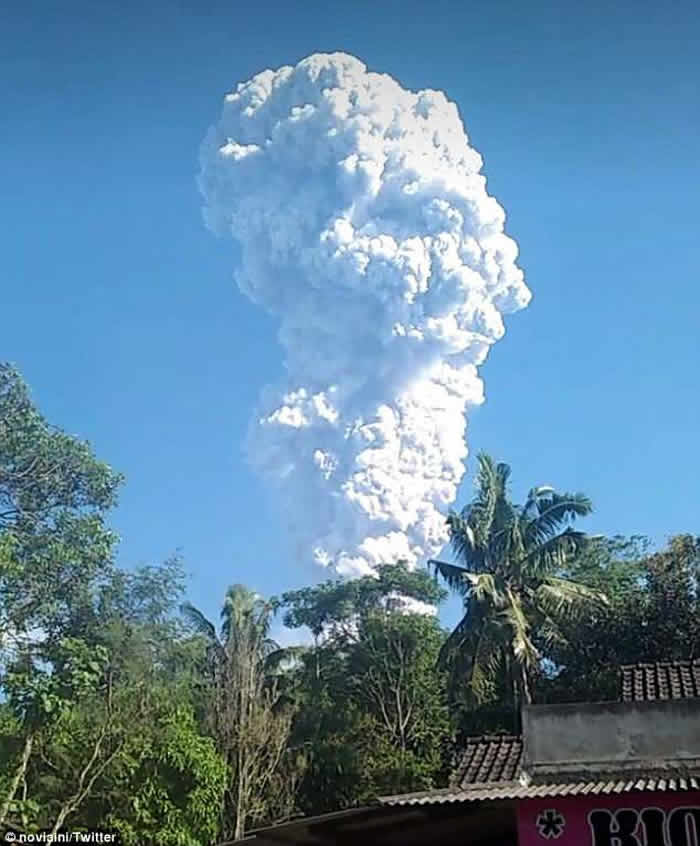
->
[517,791,700,846]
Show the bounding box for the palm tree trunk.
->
[509,661,531,735]
[509,656,520,733]
[519,662,533,705]
[234,760,245,840]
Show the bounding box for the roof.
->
[451,734,523,788]
[381,675,700,808]
[381,659,700,812]
[241,801,517,845]
[380,773,700,806]
[620,660,700,702]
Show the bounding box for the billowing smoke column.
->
[199,53,531,579]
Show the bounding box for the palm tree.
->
[180,585,297,840]
[181,584,280,673]
[430,453,607,717]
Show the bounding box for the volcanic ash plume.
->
[199,53,531,578]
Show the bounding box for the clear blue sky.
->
[3,0,699,632]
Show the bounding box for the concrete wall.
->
[522,699,700,777]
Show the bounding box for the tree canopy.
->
[1,364,698,840]
[431,452,607,715]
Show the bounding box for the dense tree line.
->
[1,363,698,841]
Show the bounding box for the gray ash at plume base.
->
[199,52,531,584]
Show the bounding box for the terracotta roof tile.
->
[410,660,700,809]
[451,734,523,788]
[620,660,700,702]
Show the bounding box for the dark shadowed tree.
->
[539,534,700,703]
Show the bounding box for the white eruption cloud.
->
[199,53,531,579]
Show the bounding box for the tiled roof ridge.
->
[464,732,522,743]
[620,658,700,702]
[621,658,700,668]
[528,762,700,784]
[451,733,523,789]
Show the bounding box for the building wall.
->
[517,791,700,846]
[522,699,700,778]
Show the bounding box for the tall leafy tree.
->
[281,563,451,813]
[0,364,123,828]
[281,561,446,641]
[1,559,227,842]
[181,586,296,840]
[431,453,607,717]
[35,682,226,843]
[0,637,109,829]
[348,610,451,789]
[0,363,122,650]
[641,534,700,659]
[540,534,700,703]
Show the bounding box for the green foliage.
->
[0,363,123,647]
[180,585,295,840]
[281,563,451,815]
[100,704,227,846]
[23,682,227,843]
[281,561,446,638]
[1,573,226,840]
[2,363,699,834]
[4,637,109,729]
[432,452,606,718]
[0,364,122,526]
[538,534,700,703]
